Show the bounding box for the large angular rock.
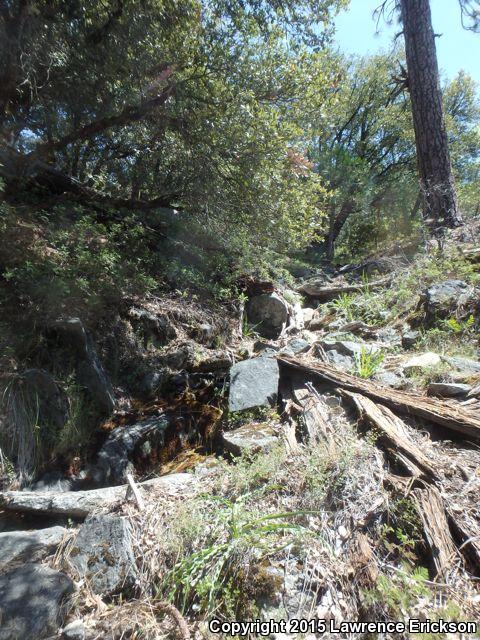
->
[229,357,279,412]
[0,526,67,570]
[246,293,289,339]
[222,423,278,456]
[0,474,197,518]
[68,515,136,595]
[427,382,472,398]
[94,414,170,484]
[423,280,475,326]
[49,318,115,414]
[0,564,74,640]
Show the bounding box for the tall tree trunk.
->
[325,199,356,260]
[400,0,462,230]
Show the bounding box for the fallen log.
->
[342,391,438,480]
[297,277,390,300]
[278,356,480,441]
[0,474,196,518]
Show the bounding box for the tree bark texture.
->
[400,0,462,229]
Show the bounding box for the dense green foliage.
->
[0,0,479,329]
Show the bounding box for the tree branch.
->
[29,74,175,158]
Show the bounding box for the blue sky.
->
[334,0,480,84]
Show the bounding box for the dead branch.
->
[297,277,391,300]
[411,486,460,578]
[342,391,438,480]
[278,356,480,441]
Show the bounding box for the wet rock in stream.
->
[94,414,170,485]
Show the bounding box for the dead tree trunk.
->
[400,0,462,230]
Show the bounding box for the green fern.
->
[353,348,385,379]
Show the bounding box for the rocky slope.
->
[1,235,480,639]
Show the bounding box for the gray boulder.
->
[427,382,472,398]
[424,280,475,326]
[222,423,278,456]
[50,318,115,414]
[0,565,74,640]
[442,356,480,373]
[0,526,67,570]
[229,357,279,412]
[246,293,289,339]
[95,414,170,484]
[68,515,136,595]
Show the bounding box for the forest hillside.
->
[0,1,480,639]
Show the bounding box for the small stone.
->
[338,525,348,540]
[302,308,315,327]
[373,370,405,389]
[222,423,278,456]
[427,382,472,398]
[402,330,420,349]
[403,352,442,374]
[321,340,379,358]
[62,620,85,640]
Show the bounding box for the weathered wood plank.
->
[278,356,480,440]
